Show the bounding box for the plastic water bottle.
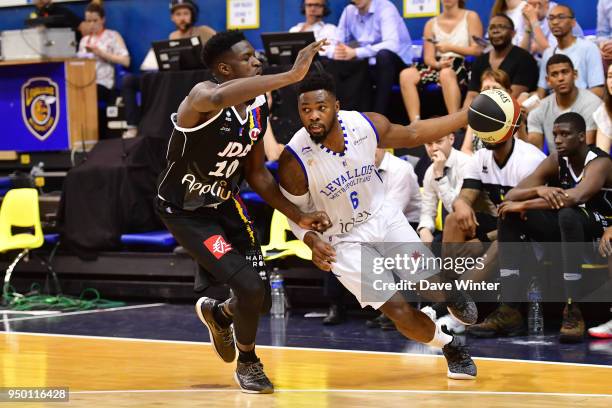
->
[270,271,286,318]
[527,277,544,335]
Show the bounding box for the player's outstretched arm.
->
[364,110,468,149]
[187,40,327,114]
[245,142,331,232]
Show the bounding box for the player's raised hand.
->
[298,211,332,232]
[291,39,329,81]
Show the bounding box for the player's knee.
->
[375,49,395,64]
[231,269,266,307]
[439,68,457,83]
[399,67,419,85]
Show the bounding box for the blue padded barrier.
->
[240,191,266,205]
[120,231,176,247]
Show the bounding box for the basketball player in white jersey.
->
[278,72,477,379]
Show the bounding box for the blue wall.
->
[0,0,598,72]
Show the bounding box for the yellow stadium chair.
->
[0,188,44,302]
[261,210,312,261]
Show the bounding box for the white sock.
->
[426,323,453,348]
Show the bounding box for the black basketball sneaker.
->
[195,297,236,363]
[235,359,274,394]
[446,290,478,325]
[442,335,477,380]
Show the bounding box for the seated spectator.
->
[528,54,602,151]
[520,0,584,55]
[418,132,472,243]
[494,112,612,343]
[168,0,215,44]
[289,0,337,43]
[594,63,612,152]
[598,0,612,72]
[463,14,539,109]
[399,0,483,123]
[328,0,413,116]
[375,149,422,229]
[537,3,605,98]
[443,135,545,248]
[121,0,216,138]
[462,68,527,154]
[491,0,527,46]
[77,2,130,139]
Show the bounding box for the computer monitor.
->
[151,36,204,71]
[261,32,317,66]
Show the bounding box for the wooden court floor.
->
[1,332,611,407]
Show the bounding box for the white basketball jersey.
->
[286,110,384,237]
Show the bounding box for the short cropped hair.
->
[546,53,574,73]
[491,13,514,30]
[298,71,336,97]
[201,31,246,69]
[554,112,586,134]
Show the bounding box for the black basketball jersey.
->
[557,146,612,216]
[157,94,269,210]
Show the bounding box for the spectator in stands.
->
[519,0,584,56]
[442,134,545,337]
[399,0,483,123]
[168,0,215,44]
[121,0,216,138]
[598,0,612,71]
[594,63,612,152]
[289,0,337,44]
[491,0,527,46]
[328,0,413,116]
[493,112,612,343]
[462,68,529,154]
[463,14,538,109]
[77,2,130,139]
[537,4,604,98]
[528,54,601,151]
[418,132,472,243]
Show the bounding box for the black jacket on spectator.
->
[468,46,539,93]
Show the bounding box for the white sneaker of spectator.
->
[437,314,465,334]
[588,319,612,339]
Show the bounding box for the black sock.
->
[238,347,258,363]
[213,303,232,328]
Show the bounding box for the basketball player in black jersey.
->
[496,112,612,343]
[156,31,330,393]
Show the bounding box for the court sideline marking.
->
[3,331,612,369]
[68,389,612,398]
[0,303,165,322]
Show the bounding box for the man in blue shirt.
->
[597,0,612,67]
[537,4,604,98]
[328,0,413,116]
